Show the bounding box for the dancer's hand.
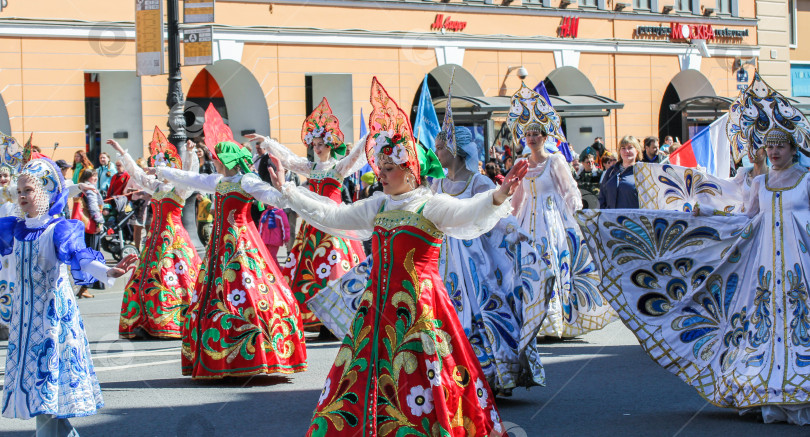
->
[493,159,528,205]
[106,139,125,155]
[244,133,268,144]
[108,254,139,278]
[267,155,285,190]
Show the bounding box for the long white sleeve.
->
[82,260,116,288]
[262,138,312,176]
[333,135,369,178]
[281,182,382,241]
[241,173,283,207]
[157,167,222,194]
[423,189,513,240]
[118,152,164,194]
[549,153,583,213]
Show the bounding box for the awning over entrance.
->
[432,94,624,122]
[668,95,733,123]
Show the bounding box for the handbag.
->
[71,194,98,234]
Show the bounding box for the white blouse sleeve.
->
[333,135,369,179]
[280,182,383,241]
[118,152,163,194]
[423,189,513,240]
[241,173,283,207]
[510,163,528,217]
[744,174,762,218]
[82,260,116,288]
[156,167,222,194]
[550,154,583,213]
[262,138,312,176]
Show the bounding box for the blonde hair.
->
[618,135,641,165]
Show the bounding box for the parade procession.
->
[3,1,810,436]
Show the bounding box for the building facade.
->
[0,0,760,160]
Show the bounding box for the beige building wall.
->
[757,0,791,93]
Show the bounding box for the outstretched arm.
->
[334,135,369,178]
[108,139,163,194]
[245,134,312,176]
[154,167,222,194]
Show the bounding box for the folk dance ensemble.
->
[110,131,202,339]
[247,98,366,329]
[578,74,810,424]
[508,83,616,338]
[2,157,136,436]
[309,100,548,396]
[154,139,307,379]
[251,78,519,435]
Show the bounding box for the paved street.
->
[1,280,807,436]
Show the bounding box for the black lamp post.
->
[165,0,187,148]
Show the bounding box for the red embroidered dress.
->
[158,169,307,378]
[117,152,201,339]
[265,139,367,328]
[247,183,509,436]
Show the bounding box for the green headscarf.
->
[215,141,252,173]
[417,144,445,180]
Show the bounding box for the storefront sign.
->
[558,17,579,38]
[431,14,467,32]
[184,0,214,24]
[184,26,213,66]
[791,64,810,97]
[135,0,164,76]
[634,23,749,42]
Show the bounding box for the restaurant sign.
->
[635,23,749,42]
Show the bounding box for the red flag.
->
[668,140,697,167]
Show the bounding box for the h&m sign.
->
[558,17,579,38]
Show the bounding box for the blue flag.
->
[413,75,441,151]
[358,107,373,175]
[533,81,574,162]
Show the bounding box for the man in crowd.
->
[579,137,605,166]
[641,136,665,163]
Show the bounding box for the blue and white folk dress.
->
[2,215,112,420]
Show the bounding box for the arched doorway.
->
[0,92,11,135]
[658,70,718,142]
[187,60,271,141]
[544,66,603,153]
[410,64,485,151]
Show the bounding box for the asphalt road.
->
[1,282,807,436]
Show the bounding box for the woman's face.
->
[619,142,638,165]
[311,138,330,161]
[88,174,99,185]
[524,131,547,152]
[504,157,513,169]
[74,151,82,162]
[434,138,454,168]
[0,172,10,187]
[115,161,124,173]
[17,176,43,217]
[99,154,109,166]
[766,141,795,169]
[377,161,412,196]
[195,147,204,161]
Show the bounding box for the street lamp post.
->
[165,0,187,148]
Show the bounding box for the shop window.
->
[633,0,652,9]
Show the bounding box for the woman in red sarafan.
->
[154,141,307,379]
[108,133,202,339]
[246,99,366,330]
[247,78,527,436]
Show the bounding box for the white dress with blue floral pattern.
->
[577,166,810,423]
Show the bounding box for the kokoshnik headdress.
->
[727,72,810,162]
[364,77,444,181]
[19,157,68,217]
[0,132,24,177]
[302,98,347,159]
[203,103,235,161]
[148,126,182,169]
[507,82,567,149]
